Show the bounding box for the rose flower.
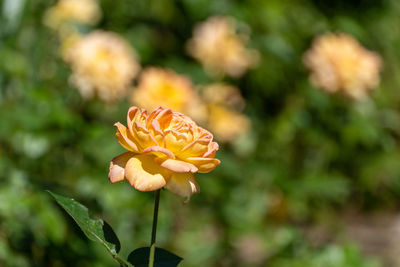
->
[187,16,259,78]
[108,106,220,202]
[66,30,140,102]
[43,0,101,30]
[303,33,382,100]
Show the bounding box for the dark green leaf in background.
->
[127,246,182,267]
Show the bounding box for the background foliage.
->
[1,0,400,266]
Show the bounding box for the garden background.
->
[1,0,400,266]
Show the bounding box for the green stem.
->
[149,189,161,267]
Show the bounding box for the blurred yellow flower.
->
[202,84,251,142]
[43,0,101,30]
[66,30,140,102]
[109,106,220,202]
[303,33,382,99]
[187,16,259,78]
[131,67,207,123]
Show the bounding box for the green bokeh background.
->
[1,0,400,266]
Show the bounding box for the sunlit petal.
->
[143,146,175,159]
[185,157,221,173]
[155,158,198,173]
[108,152,135,183]
[125,154,171,191]
[165,172,200,203]
[114,122,140,152]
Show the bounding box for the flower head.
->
[303,33,382,99]
[44,0,101,30]
[109,106,220,202]
[66,30,140,102]
[131,67,207,123]
[202,84,251,142]
[187,16,259,78]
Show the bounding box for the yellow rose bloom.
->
[303,33,382,99]
[66,30,140,102]
[131,67,207,123]
[43,0,101,30]
[187,16,259,78]
[109,106,220,202]
[202,84,251,142]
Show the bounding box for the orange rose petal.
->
[150,119,163,137]
[164,131,190,154]
[165,172,200,203]
[127,107,140,134]
[114,122,140,152]
[152,106,173,123]
[179,139,210,158]
[155,158,198,173]
[185,157,220,173]
[143,146,175,159]
[127,106,140,124]
[203,142,219,158]
[133,121,159,147]
[125,154,170,191]
[128,106,140,117]
[109,152,135,183]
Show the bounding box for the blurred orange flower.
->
[66,30,140,102]
[43,0,101,30]
[187,16,259,78]
[202,84,251,143]
[304,33,382,99]
[131,67,206,123]
[109,106,220,202]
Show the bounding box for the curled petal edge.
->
[185,157,221,173]
[155,158,198,173]
[114,122,140,152]
[143,146,175,159]
[109,152,136,183]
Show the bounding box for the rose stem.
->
[149,189,161,267]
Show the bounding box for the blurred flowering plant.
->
[43,0,101,30]
[44,0,140,104]
[65,30,140,102]
[303,33,382,100]
[187,16,259,78]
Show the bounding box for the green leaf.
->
[127,246,182,267]
[47,191,131,267]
